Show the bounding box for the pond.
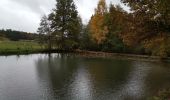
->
[0,53,170,100]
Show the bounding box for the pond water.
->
[0,53,170,100]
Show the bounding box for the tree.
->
[89,0,108,44]
[121,0,170,57]
[37,15,52,50]
[102,4,127,52]
[48,0,82,50]
[79,24,97,50]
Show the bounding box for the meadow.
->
[0,41,45,55]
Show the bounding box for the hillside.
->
[0,36,9,41]
[0,29,39,41]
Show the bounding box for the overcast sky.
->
[0,0,129,33]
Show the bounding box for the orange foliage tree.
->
[89,0,108,44]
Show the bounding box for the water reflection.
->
[69,64,94,100]
[0,54,170,100]
[110,61,152,100]
[35,54,136,100]
[35,54,82,99]
[34,54,170,100]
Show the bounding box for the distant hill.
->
[0,29,39,41]
[0,36,9,41]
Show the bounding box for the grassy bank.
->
[75,50,170,61]
[0,41,46,55]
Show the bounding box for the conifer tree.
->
[49,0,81,50]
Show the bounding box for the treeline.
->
[0,29,39,41]
[38,0,170,57]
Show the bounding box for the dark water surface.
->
[0,53,170,100]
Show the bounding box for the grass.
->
[0,41,46,55]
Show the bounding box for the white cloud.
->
[75,0,129,24]
[0,0,129,33]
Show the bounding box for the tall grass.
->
[0,41,45,55]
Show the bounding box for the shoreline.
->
[0,49,170,62]
[75,50,170,62]
[0,49,73,56]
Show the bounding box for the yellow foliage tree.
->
[143,33,169,57]
[89,0,108,44]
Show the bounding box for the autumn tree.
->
[121,0,170,57]
[49,0,82,50]
[102,4,127,52]
[89,0,108,44]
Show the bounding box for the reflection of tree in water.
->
[84,58,133,99]
[86,58,132,86]
[34,54,170,100]
[35,55,135,100]
[35,54,79,99]
[144,62,170,96]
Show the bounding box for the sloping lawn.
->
[0,41,44,54]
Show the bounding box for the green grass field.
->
[0,41,45,55]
